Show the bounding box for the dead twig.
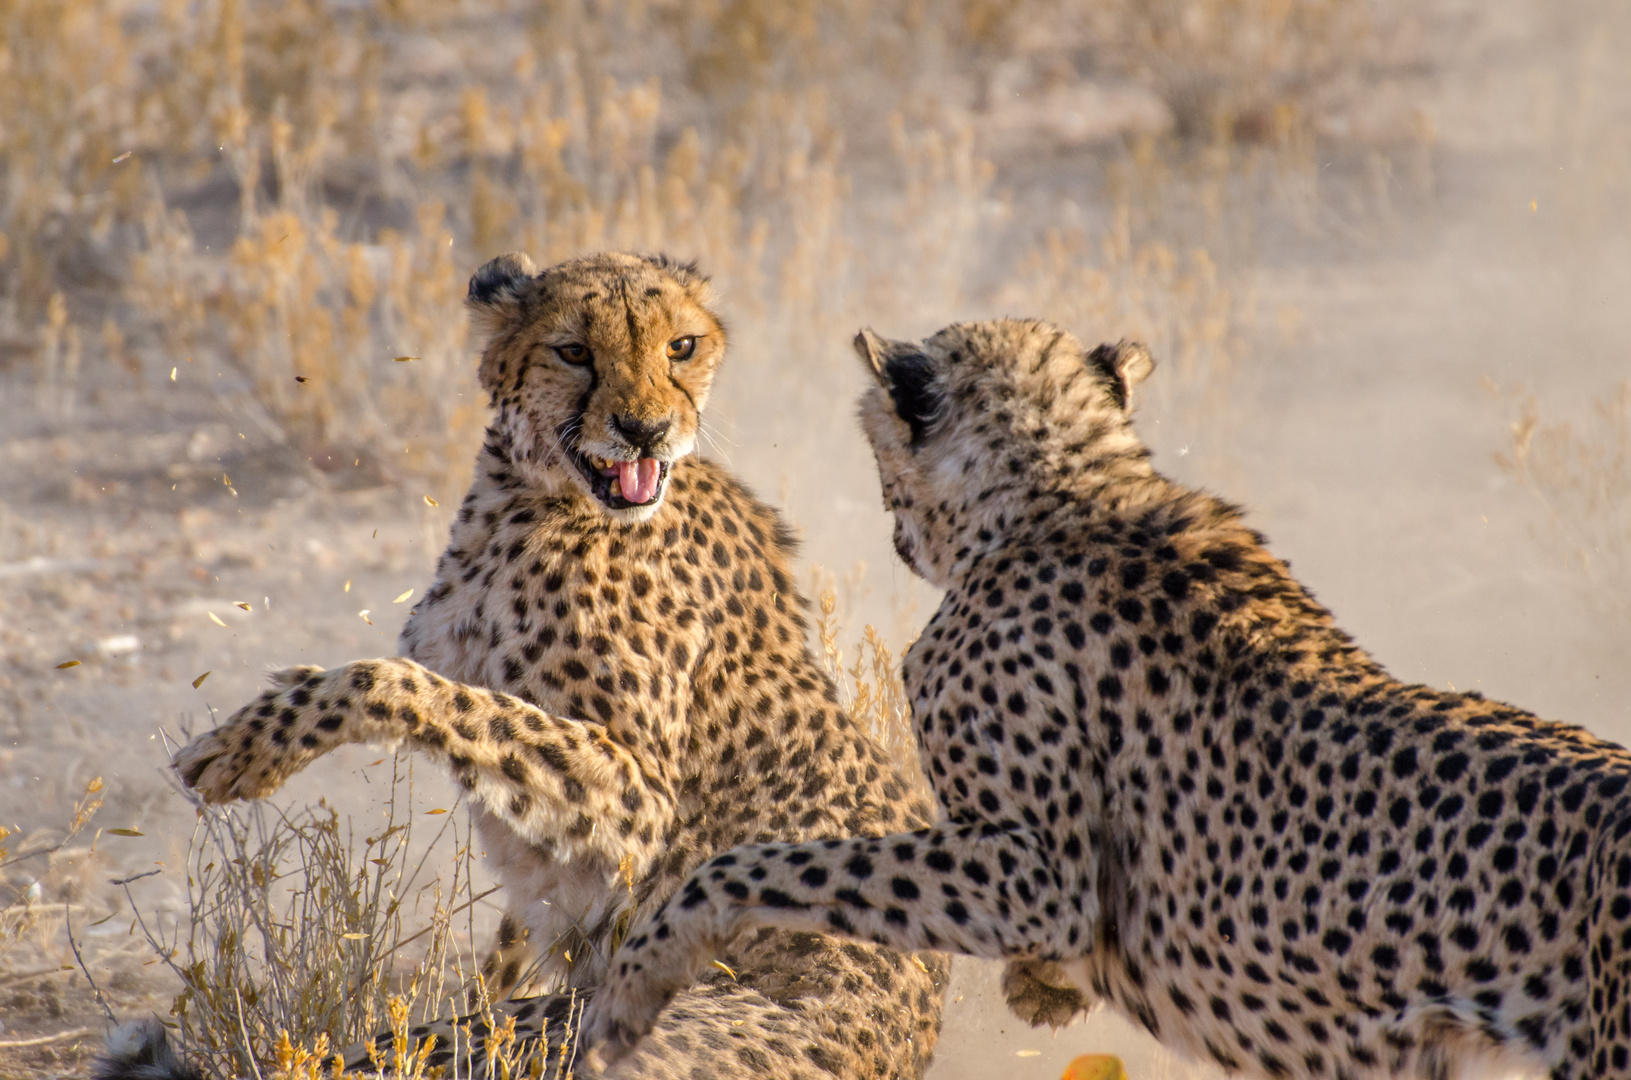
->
[393,885,502,951]
[0,1025,93,1048]
[65,902,118,1025]
[0,965,73,988]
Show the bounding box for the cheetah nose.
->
[612,414,672,454]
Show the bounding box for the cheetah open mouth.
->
[572,452,671,510]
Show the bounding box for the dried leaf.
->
[169,367,177,381]
[393,589,414,603]
[112,151,132,164]
[107,828,145,837]
[423,496,439,507]
[295,375,308,383]
[344,579,352,593]
[424,808,447,815]
[208,612,227,627]
[1062,1055,1127,1080]
[394,356,418,362]
[367,759,385,767]
[56,659,81,669]
[341,933,368,940]
[359,610,373,625]
[234,602,252,611]
[1016,1049,1040,1057]
[192,671,211,688]
[709,959,738,980]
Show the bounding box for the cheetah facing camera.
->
[582,318,1631,1080]
[131,253,946,1080]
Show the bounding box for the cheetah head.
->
[854,318,1154,587]
[467,251,727,522]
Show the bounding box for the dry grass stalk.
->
[0,776,104,971]
[814,580,932,806]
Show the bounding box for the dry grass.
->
[1493,380,1631,626]
[813,574,932,806]
[0,0,1398,487]
[123,755,535,1079]
[0,777,105,971]
[1078,0,1390,139]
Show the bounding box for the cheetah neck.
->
[942,461,1381,686]
[920,442,1179,586]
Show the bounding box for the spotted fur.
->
[171,253,945,1079]
[582,318,1631,1080]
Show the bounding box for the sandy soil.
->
[2,0,1628,1076]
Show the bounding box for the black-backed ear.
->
[640,252,706,288]
[468,252,537,310]
[886,350,942,446]
[1085,339,1155,410]
[854,328,889,381]
[854,329,943,446]
[469,252,538,305]
[469,254,537,399]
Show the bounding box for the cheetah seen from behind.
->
[156,253,946,1080]
[582,318,1631,1080]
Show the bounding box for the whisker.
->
[698,418,741,448]
[697,427,733,465]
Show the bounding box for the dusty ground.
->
[3,0,1629,1076]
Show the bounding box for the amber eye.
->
[666,336,697,362]
[554,343,592,366]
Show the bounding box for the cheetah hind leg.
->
[1003,958,1091,1028]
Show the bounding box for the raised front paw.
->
[1002,958,1090,1029]
[173,665,331,802]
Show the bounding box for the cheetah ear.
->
[854,329,943,446]
[467,253,537,323]
[854,328,890,382]
[1086,340,1154,411]
[640,253,707,288]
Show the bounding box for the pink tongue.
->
[616,458,661,504]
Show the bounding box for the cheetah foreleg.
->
[580,822,1093,1065]
[173,658,677,870]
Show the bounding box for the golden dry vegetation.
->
[1,0,1409,482]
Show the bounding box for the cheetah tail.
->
[93,1020,206,1080]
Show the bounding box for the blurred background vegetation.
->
[0,0,1417,484]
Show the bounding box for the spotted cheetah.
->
[582,318,1631,1080]
[146,253,946,1079]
